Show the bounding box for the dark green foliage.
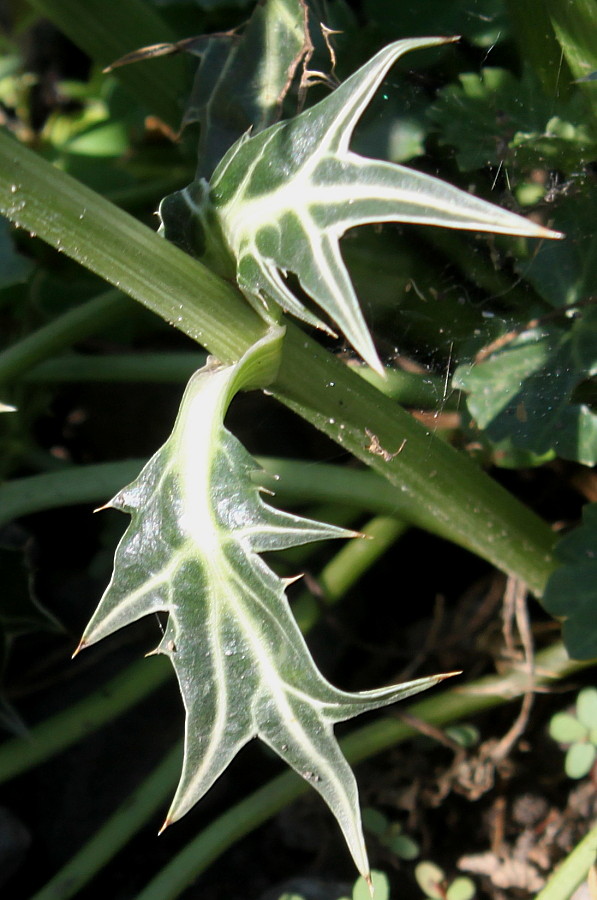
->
[543,504,597,659]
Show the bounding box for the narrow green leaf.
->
[534,820,597,900]
[172,37,561,373]
[78,330,448,877]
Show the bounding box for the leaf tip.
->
[158,818,172,836]
[71,639,86,659]
[437,670,462,682]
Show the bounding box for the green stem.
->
[273,328,557,597]
[0,457,476,542]
[24,353,207,384]
[293,516,408,632]
[0,655,170,784]
[133,643,595,900]
[0,290,129,387]
[0,129,265,362]
[534,821,597,900]
[0,130,557,595]
[353,365,459,409]
[29,744,183,900]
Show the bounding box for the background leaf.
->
[454,312,597,466]
[543,503,597,659]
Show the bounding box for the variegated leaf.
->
[77,329,449,878]
[163,37,561,374]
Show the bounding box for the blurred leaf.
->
[363,0,507,48]
[447,877,476,900]
[354,871,388,900]
[547,0,597,121]
[577,687,597,729]
[362,807,389,836]
[565,741,596,778]
[387,831,419,860]
[550,712,589,744]
[522,185,597,309]
[543,503,597,660]
[415,861,446,900]
[429,66,596,173]
[454,312,597,466]
[27,0,187,128]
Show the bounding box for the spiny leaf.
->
[77,329,449,878]
[162,37,561,374]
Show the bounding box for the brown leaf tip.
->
[71,639,87,659]
[158,818,172,836]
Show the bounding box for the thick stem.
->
[0,131,557,595]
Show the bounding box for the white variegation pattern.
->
[78,330,450,878]
[181,37,560,374]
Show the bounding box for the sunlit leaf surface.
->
[78,331,448,877]
[163,37,560,374]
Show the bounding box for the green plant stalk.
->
[0,456,504,549]
[22,512,404,900]
[24,353,206,384]
[293,516,408,633]
[0,655,169,784]
[534,820,597,900]
[272,328,556,597]
[0,131,557,595]
[0,290,129,387]
[353,366,459,409]
[0,129,265,360]
[26,0,187,128]
[29,743,183,900]
[25,353,454,411]
[133,642,595,900]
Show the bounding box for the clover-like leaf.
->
[163,37,560,374]
[77,329,449,878]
